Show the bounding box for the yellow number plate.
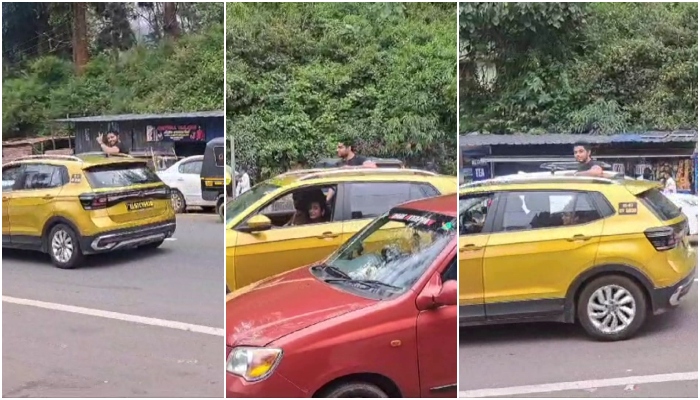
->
[127,200,154,211]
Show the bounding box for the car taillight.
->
[644,227,680,251]
[79,193,109,210]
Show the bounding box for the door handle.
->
[177,178,185,181]
[2,196,9,201]
[460,244,483,252]
[316,232,340,239]
[567,234,592,242]
[42,194,54,200]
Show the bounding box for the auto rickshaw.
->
[200,137,231,221]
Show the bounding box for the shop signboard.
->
[146,124,206,142]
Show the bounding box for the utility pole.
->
[230,134,236,198]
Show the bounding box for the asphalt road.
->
[459,273,698,398]
[2,214,224,398]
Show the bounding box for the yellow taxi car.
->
[2,154,176,269]
[225,167,457,292]
[459,172,696,341]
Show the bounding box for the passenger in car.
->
[307,192,330,224]
[285,191,311,226]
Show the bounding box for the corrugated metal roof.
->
[460,131,698,146]
[55,110,224,123]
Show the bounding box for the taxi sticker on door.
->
[618,202,638,215]
[70,174,82,183]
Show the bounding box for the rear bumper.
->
[81,219,176,254]
[651,266,696,314]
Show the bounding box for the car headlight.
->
[226,346,283,382]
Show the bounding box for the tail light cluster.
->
[644,223,686,251]
[79,193,109,210]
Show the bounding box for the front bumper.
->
[226,372,306,398]
[81,219,176,254]
[651,266,697,314]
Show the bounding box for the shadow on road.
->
[460,307,691,345]
[2,247,172,270]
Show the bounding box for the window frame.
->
[179,160,203,175]
[14,163,68,192]
[235,183,346,231]
[2,164,25,192]
[341,181,440,222]
[490,189,608,234]
[440,255,457,282]
[459,192,499,235]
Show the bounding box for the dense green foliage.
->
[460,2,698,134]
[227,3,457,178]
[2,3,224,139]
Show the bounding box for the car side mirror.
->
[240,214,272,233]
[416,274,457,310]
[434,280,457,307]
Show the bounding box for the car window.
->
[2,165,23,192]
[348,182,426,220]
[638,188,683,221]
[257,185,337,228]
[459,193,494,235]
[179,160,203,175]
[20,164,64,190]
[84,163,161,189]
[441,256,457,282]
[499,191,602,232]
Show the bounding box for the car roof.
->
[459,170,660,193]
[398,194,456,217]
[268,167,443,186]
[3,154,147,168]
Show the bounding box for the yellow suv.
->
[459,172,696,341]
[225,168,456,291]
[2,154,176,269]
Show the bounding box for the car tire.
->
[320,382,388,398]
[217,199,225,222]
[47,224,84,269]
[171,190,186,213]
[577,275,647,341]
[141,239,165,250]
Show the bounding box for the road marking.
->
[459,372,698,398]
[3,296,224,337]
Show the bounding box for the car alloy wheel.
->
[171,190,186,213]
[587,284,636,334]
[51,229,74,264]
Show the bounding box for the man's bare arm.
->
[100,143,120,154]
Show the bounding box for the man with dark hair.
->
[96,131,129,155]
[336,138,369,167]
[573,142,604,177]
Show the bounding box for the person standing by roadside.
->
[662,171,677,194]
[96,131,130,155]
[235,167,251,197]
[572,142,604,177]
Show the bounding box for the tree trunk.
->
[36,4,49,56]
[163,2,181,38]
[72,2,89,74]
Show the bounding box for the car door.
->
[179,159,204,204]
[2,164,24,244]
[8,163,66,247]
[339,182,440,243]
[458,192,496,323]
[482,190,605,320]
[233,184,346,288]
[416,256,457,398]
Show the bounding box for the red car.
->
[225,195,457,398]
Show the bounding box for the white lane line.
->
[3,296,224,337]
[459,372,698,398]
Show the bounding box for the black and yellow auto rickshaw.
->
[200,137,231,221]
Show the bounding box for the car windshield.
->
[320,209,456,299]
[225,182,280,224]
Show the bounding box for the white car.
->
[157,155,216,213]
[665,192,698,236]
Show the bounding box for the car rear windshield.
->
[637,188,683,221]
[85,163,162,189]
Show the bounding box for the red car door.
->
[416,256,458,397]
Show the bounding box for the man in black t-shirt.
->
[96,131,130,155]
[336,138,369,167]
[573,142,603,177]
